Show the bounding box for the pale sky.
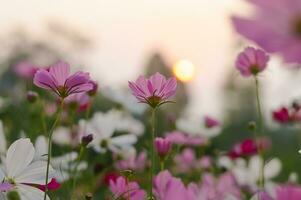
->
[0,0,296,121]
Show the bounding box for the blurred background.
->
[1,0,301,188]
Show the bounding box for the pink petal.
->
[49,61,70,86]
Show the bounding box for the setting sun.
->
[172,59,196,82]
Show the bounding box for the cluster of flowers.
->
[2,0,301,199]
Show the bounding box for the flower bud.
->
[247,121,256,131]
[81,134,93,147]
[154,137,172,159]
[26,91,38,103]
[85,193,93,200]
[88,81,98,96]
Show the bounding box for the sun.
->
[172,59,196,82]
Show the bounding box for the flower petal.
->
[33,69,58,91]
[17,184,50,200]
[0,121,7,154]
[6,138,35,178]
[15,161,54,185]
[49,61,70,86]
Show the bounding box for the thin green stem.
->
[44,100,64,200]
[72,146,85,198]
[39,99,47,136]
[160,160,164,171]
[149,108,156,199]
[254,76,265,189]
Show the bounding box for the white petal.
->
[0,193,6,200]
[17,184,49,200]
[264,158,281,179]
[0,166,5,181]
[51,152,77,170]
[6,138,34,177]
[15,161,54,185]
[111,134,137,147]
[52,127,72,145]
[34,136,48,161]
[0,121,6,154]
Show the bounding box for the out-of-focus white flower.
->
[103,87,146,115]
[176,115,221,138]
[53,109,143,147]
[86,110,138,154]
[224,156,281,190]
[0,121,6,155]
[34,136,87,182]
[0,138,55,199]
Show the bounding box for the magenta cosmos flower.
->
[128,72,177,108]
[154,137,172,159]
[33,61,94,98]
[232,0,301,63]
[235,47,269,77]
[109,176,146,200]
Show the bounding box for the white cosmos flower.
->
[0,121,6,155]
[34,136,87,182]
[52,110,138,154]
[176,115,221,139]
[218,155,281,190]
[86,110,138,154]
[0,138,55,200]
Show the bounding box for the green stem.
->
[39,99,47,136]
[72,145,85,197]
[160,160,164,171]
[43,100,64,200]
[149,108,156,199]
[254,76,265,189]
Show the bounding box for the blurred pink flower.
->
[115,151,148,172]
[14,61,38,79]
[165,131,206,146]
[155,137,172,158]
[204,115,220,128]
[197,173,241,200]
[109,176,146,200]
[229,138,270,159]
[273,107,290,123]
[87,80,98,96]
[199,156,212,169]
[153,170,194,200]
[33,61,93,98]
[36,178,61,192]
[232,0,301,63]
[174,148,198,173]
[235,47,269,77]
[65,93,90,112]
[0,183,13,192]
[276,184,301,200]
[128,72,177,108]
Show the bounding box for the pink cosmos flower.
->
[14,61,39,79]
[155,137,172,159]
[229,138,271,159]
[65,93,90,112]
[33,61,94,98]
[153,170,193,200]
[275,184,301,200]
[197,173,241,200]
[273,107,290,123]
[204,116,220,128]
[115,151,148,172]
[255,185,301,200]
[109,176,146,200]
[128,72,177,108]
[36,178,61,192]
[232,0,301,63]
[235,47,269,77]
[174,149,211,173]
[165,131,206,146]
